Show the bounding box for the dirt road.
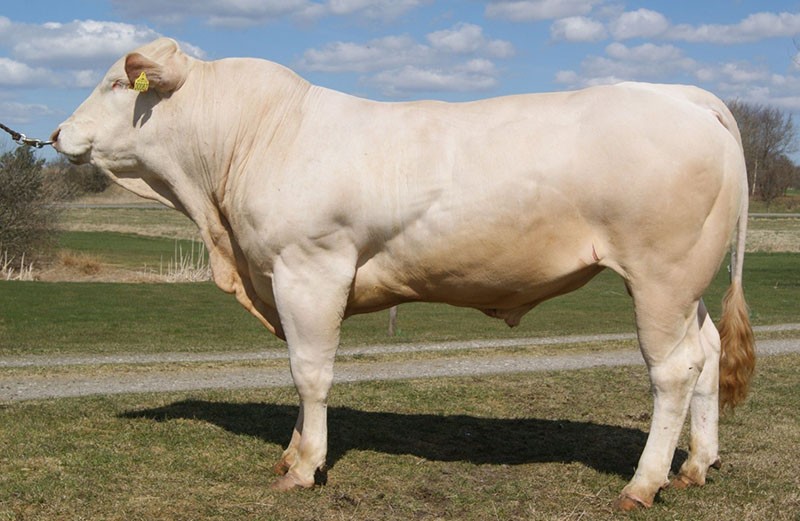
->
[1,325,798,402]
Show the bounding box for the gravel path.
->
[1,324,798,402]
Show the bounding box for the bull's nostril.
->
[50,128,61,142]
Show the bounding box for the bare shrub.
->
[0,147,63,265]
[45,157,110,200]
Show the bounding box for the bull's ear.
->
[125,51,187,94]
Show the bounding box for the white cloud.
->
[714,72,800,111]
[486,0,602,22]
[70,69,104,89]
[110,0,427,26]
[11,20,164,67]
[299,35,429,73]
[0,101,57,124]
[555,42,698,88]
[370,59,499,96]
[427,23,514,57]
[604,42,684,62]
[0,57,51,86]
[766,95,800,111]
[299,22,513,96]
[718,62,771,84]
[658,59,784,102]
[550,16,607,42]
[554,69,580,85]
[112,0,309,26]
[0,17,201,69]
[318,0,428,20]
[611,8,669,40]
[553,38,800,118]
[669,11,800,44]
[603,9,800,45]
[0,17,203,91]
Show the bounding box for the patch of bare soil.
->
[746,228,800,253]
[36,263,165,283]
[61,222,199,240]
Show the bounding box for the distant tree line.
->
[726,99,799,205]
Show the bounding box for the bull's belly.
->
[346,246,604,324]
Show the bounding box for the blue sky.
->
[2,1,800,159]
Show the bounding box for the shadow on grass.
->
[121,400,686,479]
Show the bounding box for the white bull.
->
[52,38,755,510]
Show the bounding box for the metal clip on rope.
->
[16,134,54,149]
[1,123,54,149]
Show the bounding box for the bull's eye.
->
[111,80,129,91]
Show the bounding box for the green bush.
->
[0,147,62,265]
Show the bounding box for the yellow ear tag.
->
[133,71,150,92]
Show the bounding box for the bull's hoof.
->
[270,472,314,492]
[670,474,696,490]
[612,493,650,512]
[273,459,291,476]
[671,459,722,490]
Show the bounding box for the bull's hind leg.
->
[672,300,722,489]
[615,285,705,510]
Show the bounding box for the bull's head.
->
[51,38,191,206]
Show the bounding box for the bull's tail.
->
[717,184,755,410]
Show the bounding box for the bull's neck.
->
[188,59,312,210]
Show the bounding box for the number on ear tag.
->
[133,71,150,92]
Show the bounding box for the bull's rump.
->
[342,83,743,317]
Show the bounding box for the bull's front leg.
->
[273,403,303,476]
[269,251,355,491]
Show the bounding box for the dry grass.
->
[37,249,151,283]
[746,217,800,253]
[147,240,211,282]
[57,250,103,275]
[35,240,211,283]
[1,251,35,281]
[60,207,200,240]
[1,354,798,520]
[72,183,155,205]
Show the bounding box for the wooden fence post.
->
[388,305,398,336]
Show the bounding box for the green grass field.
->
[58,231,208,270]
[1,251,798,356]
